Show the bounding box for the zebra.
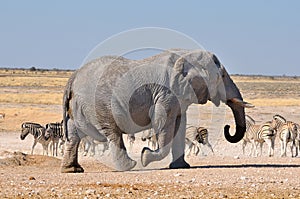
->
[45,122,64,156]
[80,136,108,156]
[127,134,136,149]
[0,113,5,119]
[185,126,214,156]
[20,122,51,155]
[141,129,158,150]
[294,123,300,157]
[271,114,298,157]
[242,115,276,157]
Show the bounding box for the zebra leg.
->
[54,141,58,156]
[265,139,272,157]
[207,142,214,154]
[52,140,55,156]
[83,139,90,156]
[90,140,95,157]
[242,140,247,155]
[185,140,193,157]
[49,141,53,156]
[280,140,287,157]
[61,119,84,173]
[271,137,275,157]
[31,140,38,155]
[250,140,257,157]
[291,141,296,157]
[42,143,49,156]
[59,139,65,156]
[295,140,299,157]
[195,143,203,156]
[259,142,263,157]
[253,141,259,157]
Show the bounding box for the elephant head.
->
[173,50,253,143]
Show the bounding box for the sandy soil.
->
[1,104,300,199]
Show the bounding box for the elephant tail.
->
[63,71,77,142]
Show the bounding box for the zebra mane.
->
[22,122,43,128]
[273,114,286,123]
[196,127,207,134]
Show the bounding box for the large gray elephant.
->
[61,49,253,173]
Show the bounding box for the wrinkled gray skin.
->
[61,49,252,172]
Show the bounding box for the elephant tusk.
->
[231,98,255,108]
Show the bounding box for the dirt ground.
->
[1,73,300,198]
[1,105,300,199]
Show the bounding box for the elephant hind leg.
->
[61,119,84,173]
[107,130,136,171]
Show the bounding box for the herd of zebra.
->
[20,113,300,158]
[20,121,213,157]
[20,121,108,157]
[243,114,300,157]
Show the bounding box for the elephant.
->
[61,49,253,173]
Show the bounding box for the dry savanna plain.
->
[1,68,300,198]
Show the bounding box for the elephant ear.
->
[174,57,189,77]
[172,53,211,104]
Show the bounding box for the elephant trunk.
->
[141,131,172,167]
[224,99,248,143]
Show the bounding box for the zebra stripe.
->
[141,129,158,150]
[79,136,108,157]
[271,114,298,157]
[45,122,64,156]
[127,134,136,149]
[20,122,50,155]
[242,115,275,157]
[185,126,214,156]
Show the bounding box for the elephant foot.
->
[115,158,137,171]
[61,165,84,173]
[110,142,136,171]
[141,146,170,167]
[169,155,190,169]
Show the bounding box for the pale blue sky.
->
[0,1,299,75]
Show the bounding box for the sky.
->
[0,1,299,75]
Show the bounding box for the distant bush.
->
[29,67,37,71]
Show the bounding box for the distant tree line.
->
[0,66,75,72]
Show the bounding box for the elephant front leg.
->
[169,115,190,169]
[61,119,84,173]
[141,130,173,167]
[141,115,190,169]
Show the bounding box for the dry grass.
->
[245,98,300,107]
[0,76,68,87]
[0,106,61,132]
[0,93,63,105]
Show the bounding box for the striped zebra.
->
[242,115,276,157]
[0,113,5,119]
[271,114,298,157]
[127,134,136,149]
[80,136,108,156]
[45,122,64,156]
[20,122,51,155]
[141,129,158,150]
[295,123,300,157]
[185,126,214,156]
